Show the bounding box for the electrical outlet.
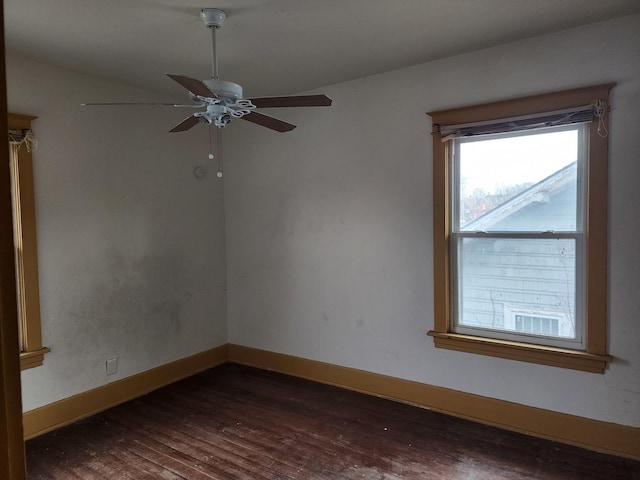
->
[106,358,118,376]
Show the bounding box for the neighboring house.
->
[459,162,577,337]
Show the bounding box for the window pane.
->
[457,237,576,339]
[457,127,579,232]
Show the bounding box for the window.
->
[452,124,584,350]
[515,315,560,336]
[8,113,48,370]
[503,305,571,338]
[427,85,614,373]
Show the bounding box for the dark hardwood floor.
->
[26,363,640,479]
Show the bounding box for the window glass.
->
[451,124,584,348]
[455,237,578,343]
[456,126,580,232]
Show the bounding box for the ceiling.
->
[5,0,640,99]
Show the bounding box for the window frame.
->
[8,113,49,370]
[427,84,614,373]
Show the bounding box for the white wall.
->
[224,15,640,427]
[7,56,228,412]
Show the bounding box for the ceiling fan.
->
[83,8,332,133]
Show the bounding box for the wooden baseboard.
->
[228,344,640,461]
[23,343,639,460]
[22,345,229,439]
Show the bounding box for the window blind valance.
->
[438,100,607,142]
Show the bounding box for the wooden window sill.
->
[20,347,50,371]
[427,331,612,373]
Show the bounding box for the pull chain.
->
[216,128,223,178]
[208,124,214,160]
[208,124,223,178]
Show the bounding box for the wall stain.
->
[63,247,188,378]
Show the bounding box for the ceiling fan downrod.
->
[200,8,226,80]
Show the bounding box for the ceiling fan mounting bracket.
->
[201,8,226,29]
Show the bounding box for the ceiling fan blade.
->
[240,112,297,132]
[169,115,202,132]
[81,102,198,107]
[167,74,217,98]
[247,95,332,108]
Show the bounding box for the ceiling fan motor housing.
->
[203,79,243,102]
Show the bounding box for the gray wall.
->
[8,56,228,412]
[223,15,640,427]
[9,14,640,429]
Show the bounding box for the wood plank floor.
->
[26,363,640,479]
